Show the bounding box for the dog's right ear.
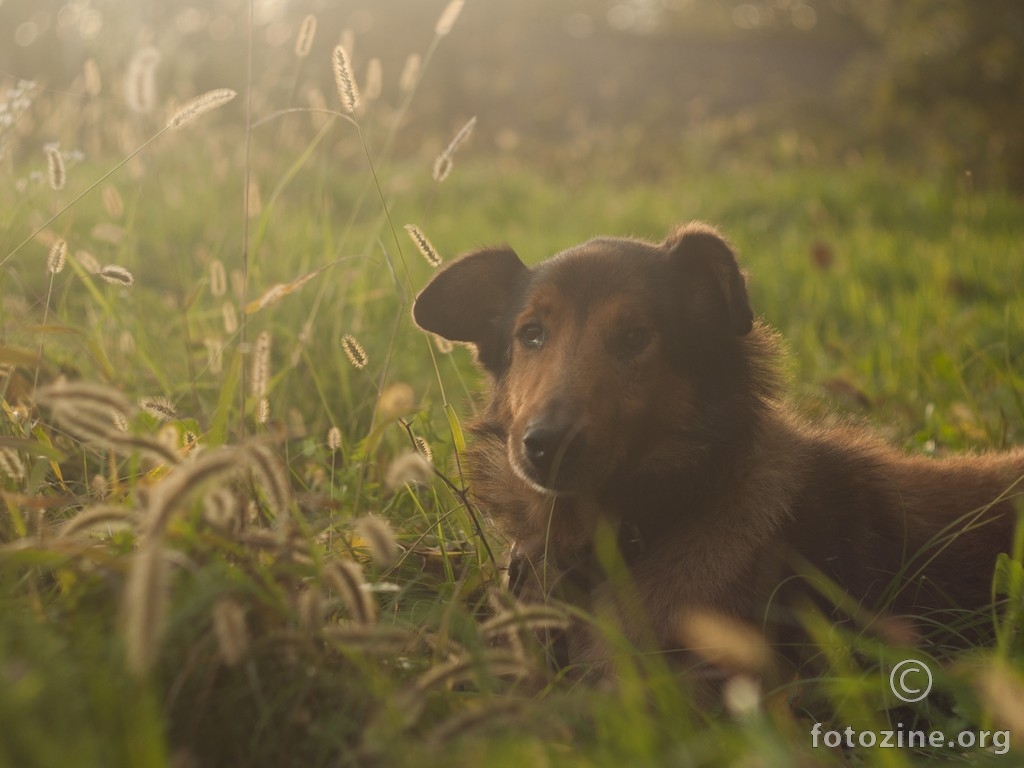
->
[413,247,529,375]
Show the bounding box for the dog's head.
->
[413,222,759,496]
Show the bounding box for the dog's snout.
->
[521,420,584,485]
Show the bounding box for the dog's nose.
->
[522,421,583,483]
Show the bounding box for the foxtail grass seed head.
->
[204,338,224,374]
[0,448,26,483]
[101,184,124,219]
[364,58,383,102]
[98,264,134,286]
[251,330,271,399]
[166,88,237,129]
[93,223,125,245]
[324,559,377,625]
[378,382,415,420]
[46,145,66,190]
[256,397,270,424]
[722,675,761,718]
[399,54,421,95]
[83,58,102,96]
[202,488,240,531]
[331,45,360,114]
[678,609,770,674]
[212,598,249,667]
[222,301,238,334]
[60,505,133,538]
[47,239,67,274]
[123,536,169,677]
[404,224,442,267]
[146,446,247,535]
[37,379,135,415]
[413,436,433,464]
[209,259,226,297]
[384,450,433,491]
[433,116,476,182]
[327,426,342,452]
[432,154,453,183]
[119,330,136,356]
[354,516,398,568]
[446,115,477,155]
[140,396,178,423]
[247,444,291,514]
[340,334,368,370]
[435,0,465,36]
[297,588,326,632]
[75,250,100,273]
[246,177,262,218]
[125,46,161,113]
[112,409,130,432]
[295,14,317,58]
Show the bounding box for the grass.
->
[2,12,1024,767]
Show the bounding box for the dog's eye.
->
[517,323,545,349]
[621,328,651,355]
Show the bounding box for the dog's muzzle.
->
[520,419,586,490]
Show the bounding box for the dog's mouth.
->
[509,422,588,496]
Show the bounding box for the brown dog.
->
[413,221,1024,669]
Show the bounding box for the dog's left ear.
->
[664,222,753,336]
[413,247,529,375]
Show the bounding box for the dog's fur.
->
[413,222,1024,668]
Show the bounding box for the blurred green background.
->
[2,0,1022,188]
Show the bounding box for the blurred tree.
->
[844,0,1024,188]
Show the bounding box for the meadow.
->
[2,6,1024,766]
